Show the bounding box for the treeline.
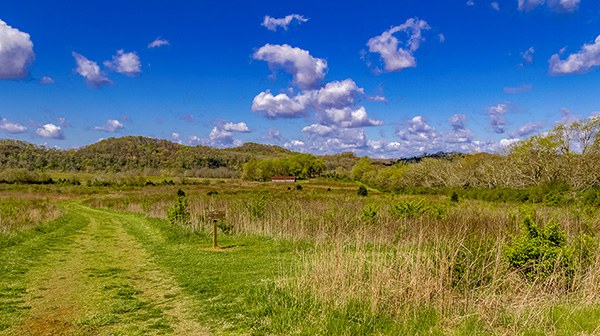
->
[0,136,291,176]
[242,154,326,181]
[351,116,600,202]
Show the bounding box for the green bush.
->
[360,203,380,223]
[357,185,368,197]
[503,208,577,282]
[217,220,234,235]
[389,199,428,219]
[450,191,459,202]
[166,192,191,226]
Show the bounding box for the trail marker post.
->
[207,210,225,249]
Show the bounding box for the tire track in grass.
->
[2,203,207,336]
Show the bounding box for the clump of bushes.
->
[357,185,368,197]
[389,199,428,219]
[167,189,191,226]
[503,207,595,282]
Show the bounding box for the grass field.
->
[1,178,600,335]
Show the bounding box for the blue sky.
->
[0,0,599,157]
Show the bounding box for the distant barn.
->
[271,176,297,182]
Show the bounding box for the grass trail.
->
[0,202,207,336]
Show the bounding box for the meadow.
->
[1,176,595,334]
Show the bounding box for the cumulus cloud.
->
[252,79,382,128]
[509,121,545,138]
[40,76,54,84]
[396,116,439,141]
[261,14,308,31]
[253,44,327,89]
[504,84,532,94]
[104,50,141,77]
[484,103,515,134]
[93,119,124,133]
[549,35,600,75]
[521,47,534,65]
[148,37,169,48]
[72,52,114,88]
[251,90,310,119]
[188,120,251,147]
[35,123,64,139]
[0,118,27,134]
[446,114,475,143]
[53,117,71,128]
[366,18,431,73]
[0,20,34,79]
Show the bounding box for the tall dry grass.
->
[0,197,61,234]
[86,185,600,332]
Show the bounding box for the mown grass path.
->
[0,203,207,335]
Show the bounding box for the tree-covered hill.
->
[0,136,294,174]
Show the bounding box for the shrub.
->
[360,203,380,223]
[296,184,303,190]
[217,220,234,235]
[166,191,191,226]
[503,207,575,282]
[450,191,459,202]
[389,199,428,219]
[357,185,368,197]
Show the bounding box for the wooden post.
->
[213,220,218,248]
[207,210,225,249]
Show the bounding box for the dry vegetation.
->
[84,179,600,333]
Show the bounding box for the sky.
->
[1,0,600,158]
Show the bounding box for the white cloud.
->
[549,35,600,75]
[252,79,383,128]
[148,37,169,48]
[261,14,308,31]
[504,84,532,94]
[253,44,327,89]
[554,107,580,125]
[446,114,475,143]
[485,103,515,134]
[93,119,124,133]
[35,123,64,139]
[0,118,27,134]
[40,76,54,84]
[53,117,71,127]
[467,0,475,5]
[261,128,282,141]
[521,47,534,65]
[187,120,251,147]
[301,124,334,137]
[171,132,181,141]
[0,20,34,79]
[518,0,545,11]
[396,116,439,141]
[438,34,445,43]
[518,0,580,12]
[104,50,141,77]
[222,121,251,133]
[509,121,545,137]
[491,2,500,10]
[319,107,383,128]
[72,52,114,88]
[251,90,310,119]
[366,18,431,73]
[547,0,580,12]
